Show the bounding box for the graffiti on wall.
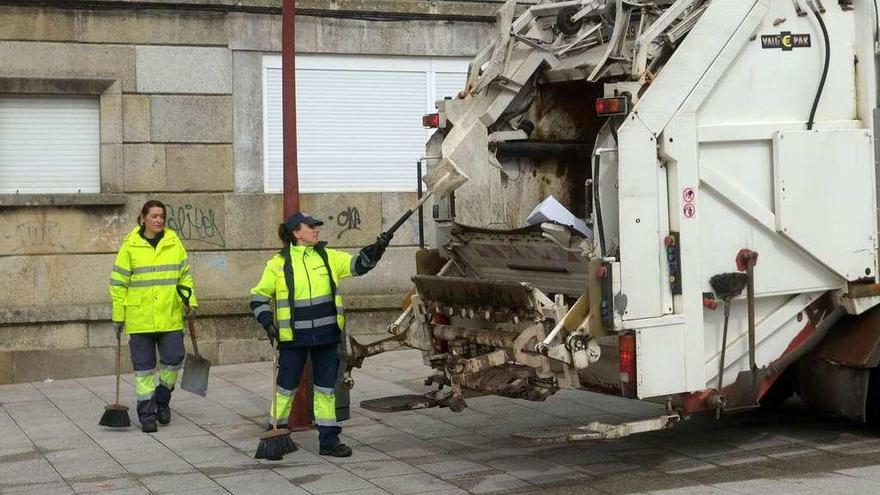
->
[335,206,362,240]
[16,220,66,252]
[165,202,226,248]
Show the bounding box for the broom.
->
[710,272,748,419]
[255,352,297,460]
[99,328,131,428]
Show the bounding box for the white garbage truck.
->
[345,0,880,440]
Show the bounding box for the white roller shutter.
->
[264,55,469,193]
[435,72,467,101]
[0,95,100,194]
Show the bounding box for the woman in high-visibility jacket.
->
[109,200,198,433]
[250,212,390,458]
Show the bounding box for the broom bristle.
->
[255,428,297,460]
[710,273,748,301]
[99,404,131,428]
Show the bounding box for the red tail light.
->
[422,113,441,128]
[595,96,628,116]
[619,333,637,397]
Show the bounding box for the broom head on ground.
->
[255,426,297,460]
[710,272,748,302]
[99,404,131,428]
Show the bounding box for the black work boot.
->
[155,385,172,425]
[319,443,352,457]
[141,420,158,433]
[157,406,171,425]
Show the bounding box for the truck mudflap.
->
[797,303,880,423]
[511,414,680,443]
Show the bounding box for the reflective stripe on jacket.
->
[109,226,197,333]
[249,243,355,344]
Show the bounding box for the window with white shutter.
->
[263,54,469,193]
[0,95,100,194]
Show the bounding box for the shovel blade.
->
[423,158,468,198]
[180,353,211,397]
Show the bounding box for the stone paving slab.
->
[5,349,880,494]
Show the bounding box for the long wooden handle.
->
[187,318,200,357]
[271,352,279,431]
[115,330,122,405]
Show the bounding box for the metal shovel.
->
[177,285,211,397]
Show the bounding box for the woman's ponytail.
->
[278,223,292,245]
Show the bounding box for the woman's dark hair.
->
[138,200,167,225]
[278,222,306,245]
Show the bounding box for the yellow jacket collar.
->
[126,225,180,247]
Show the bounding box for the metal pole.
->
[282,0,299,216]
[281,0,312,431]
[417,160,424,249]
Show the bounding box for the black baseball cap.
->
[285,212,324,231]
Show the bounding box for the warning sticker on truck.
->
[761,32,811,51]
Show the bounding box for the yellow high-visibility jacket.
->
[109,226,197,333]
[250,243,354,346]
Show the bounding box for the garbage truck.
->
[344,0,880,440]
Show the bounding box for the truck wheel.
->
[760,365,796,410]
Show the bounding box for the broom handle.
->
[271,352,279,432]
[115,330,122,405]
[716,301,731,420]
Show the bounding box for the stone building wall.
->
[0,0,504,383]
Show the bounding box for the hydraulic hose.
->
[807,4,830,131]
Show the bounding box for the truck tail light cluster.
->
[422,113,441,128]
[619,333,637,398]
[595,96,629,116]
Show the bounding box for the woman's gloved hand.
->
[355,232,393,274]
[263,323,279,347]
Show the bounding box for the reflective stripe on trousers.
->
[134,369,156,400]
[314,385,338,427]
[270,386,295,426]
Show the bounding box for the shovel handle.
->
[187,319,200,357]
[176,285,201,357]
[386,174,447,236]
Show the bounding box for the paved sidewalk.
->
[4,349,880,495]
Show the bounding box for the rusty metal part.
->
[414,274,534,309]
[452,349,510,375]
[433,325,517,348]
[416,248,449,275]
[799,355,870,422]
[812,305,880,368]
[462,363,551,400]
[846,282,880,299]
[512,323,548,369]
[679,298,840,415]
[346,332,407,371]
[724,306,845,411]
